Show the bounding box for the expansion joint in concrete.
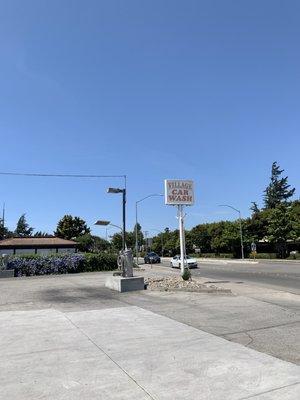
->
[238,381,300,399]
[222,319,300,337]
[63,312,157,400]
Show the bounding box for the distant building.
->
[0,237,77,255]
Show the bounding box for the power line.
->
[0,172,126,179]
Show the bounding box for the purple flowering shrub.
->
[7,254,85,277]
[7,253,117,277]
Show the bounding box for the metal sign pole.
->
[178,204,186,274]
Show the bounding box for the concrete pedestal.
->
[105,276,144,292]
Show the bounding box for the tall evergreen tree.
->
[0,219,9,239]
[34,231,50,237]
[264,162,295,209]
[14,214,34,237]
[250,202,260,214]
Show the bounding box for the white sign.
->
[164,179,195,206]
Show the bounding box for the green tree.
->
[151,232,167,255]
[250,202,260,214]
[110,230,135,251]
[210,221,239,255]
[75,233,110,252]
[246,209,270,243]
[0,219,12,240]
[267,204,295,258]
[110,232,123,251]
[162,229,180,256]
[264,162,295,209]
[34,231,50,237]
[290,200,300,239]
[15,214,34,237]
[133,223,144,252]
[189,224,212,253]
[55,215,90,240]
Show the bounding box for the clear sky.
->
[0,0,299,237]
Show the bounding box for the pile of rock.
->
[145,277,231,293]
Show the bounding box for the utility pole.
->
[2,203,5,227]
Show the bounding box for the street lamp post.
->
[135,194,163,265]
[107,187,126,250]
[219,204,244,259]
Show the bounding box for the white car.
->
[170,255,198,269]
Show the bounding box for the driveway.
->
[0,270,299,399]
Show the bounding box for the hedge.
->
[190,253,234,259]
[251,253,277,259]
[6,253,118,277]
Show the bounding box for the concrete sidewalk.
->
[1,306,299,400]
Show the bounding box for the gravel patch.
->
[145,277,231,293]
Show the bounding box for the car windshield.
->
[148,252,157,256]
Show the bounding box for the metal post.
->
[238,211,244,260]
[144,231,148,253]
[135,202,139,265]
[178,205,186,274]
[2,203,5,228]
[122,189,126,250]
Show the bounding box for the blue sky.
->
[0,0,299,237]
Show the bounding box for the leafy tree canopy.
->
[55,215,90,240]
[267,204,295,258]
[75,233,110,252]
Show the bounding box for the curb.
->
[147,287,232,294]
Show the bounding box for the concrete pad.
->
[67,306,300,400]
[0,309,150,400]
[244,383,300,399]
[105,276,145,292]
[224,322,300,365]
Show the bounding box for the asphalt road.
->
[159,259,300,294]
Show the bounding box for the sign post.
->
[178,204,186,274]
[164,180,195,275]
[251,242,257,260]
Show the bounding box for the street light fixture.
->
[94,220,122,242]
[218,204,244,259]
[95,220,122,230]
[94,220,110,226]
[107,187,126,250]
[135,194,163,265]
